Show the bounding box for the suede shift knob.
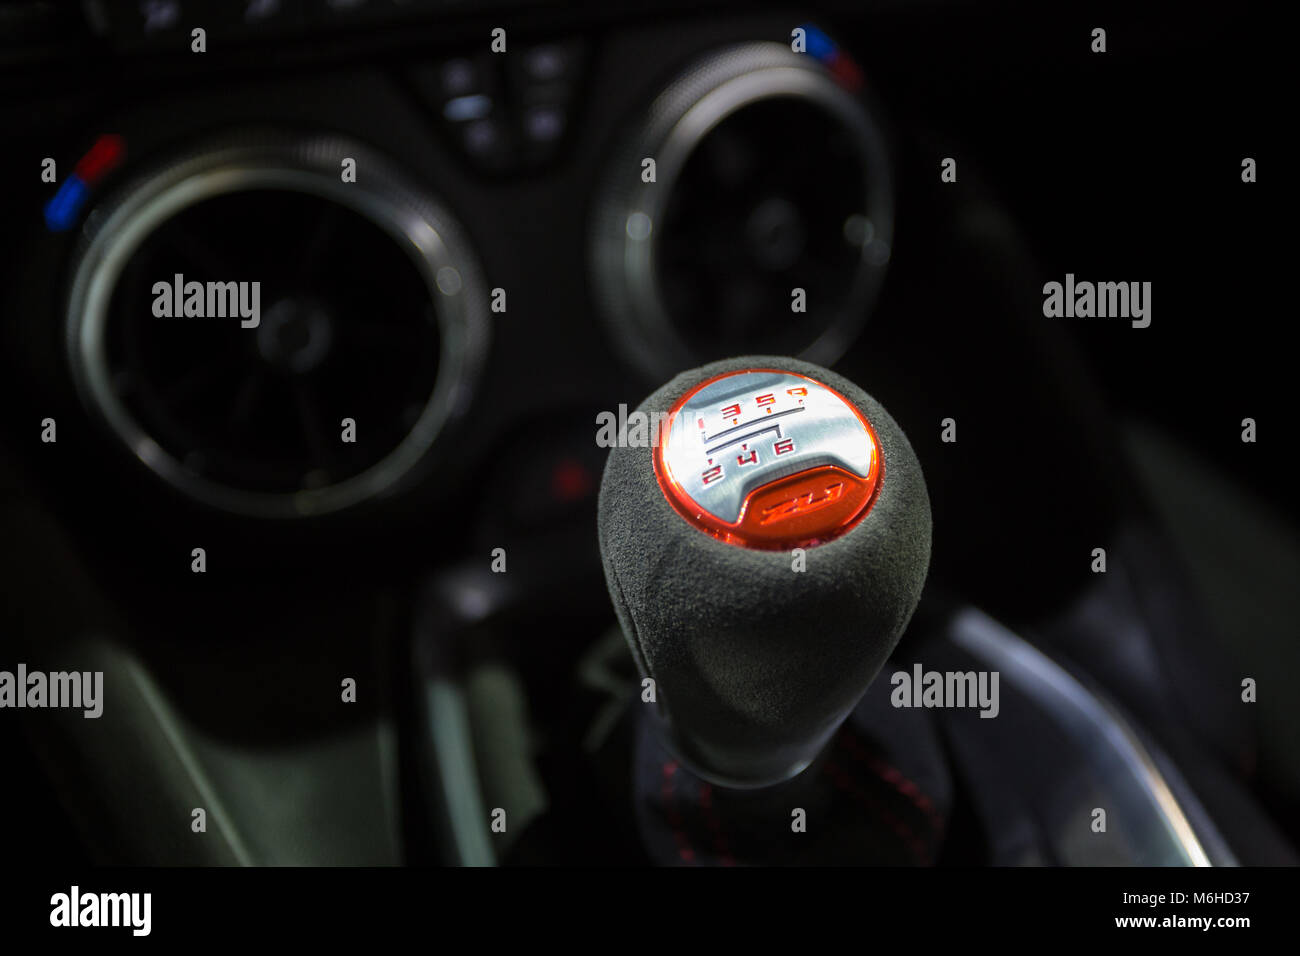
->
[598,356,931,787]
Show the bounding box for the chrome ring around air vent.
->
[65,131,489,518]
[590,42,894,381]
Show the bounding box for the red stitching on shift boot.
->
[698,782,736,867]
[824,758,928,863]
[661,761,695,864]
[841,731,945,835]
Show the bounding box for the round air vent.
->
[66,132,489,518]
[590,42,893,380]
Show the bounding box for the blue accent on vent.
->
[800,24,836,61]
[45,176,88,232]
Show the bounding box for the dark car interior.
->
[1,0,1293,869]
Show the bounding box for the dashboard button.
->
[460,118,512,169]
[522,104,564,144]
[521,41,580,84]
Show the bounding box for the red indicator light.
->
[550,458,593,503]
[73,135,126,185]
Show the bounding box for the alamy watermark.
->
[595,404,670,448]
[1043,274,1151,328]
[890,664,999,718]
[50,886,150,936]
[152,273,261,328]
[0,664,103,718]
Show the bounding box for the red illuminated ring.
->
[652,369,883,550]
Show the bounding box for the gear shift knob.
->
[598,356,931,787]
